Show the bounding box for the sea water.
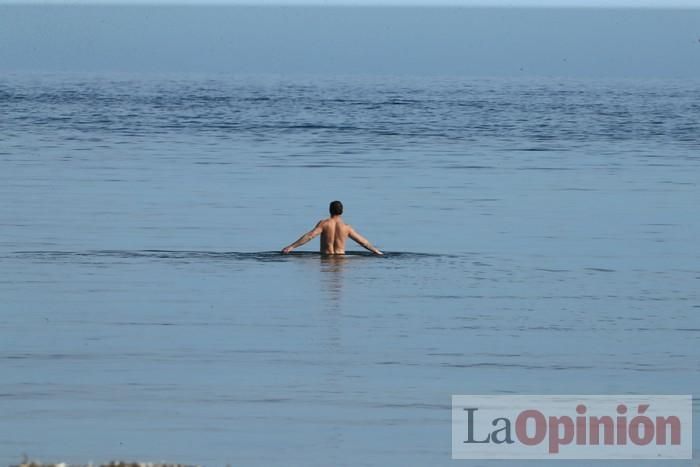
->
[1,73,698,466]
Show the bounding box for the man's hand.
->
[368,245,383,256]
[281,246,293,254]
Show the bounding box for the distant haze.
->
[1,5,699,78]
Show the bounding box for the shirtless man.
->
[281,201,383,255]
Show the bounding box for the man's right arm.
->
[348,227,383,255]
[282,221,324,254]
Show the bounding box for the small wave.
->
[584,267,616,273]
[511,147,562,152]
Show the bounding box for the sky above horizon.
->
[1,5,699,77]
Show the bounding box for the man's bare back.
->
[281,201,383,256]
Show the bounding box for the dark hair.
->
[329,200,343,216]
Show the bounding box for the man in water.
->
[281,200,383,255]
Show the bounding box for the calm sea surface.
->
[1,73,698,466]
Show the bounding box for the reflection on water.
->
[319,255,346,462]
[320,255,347,307]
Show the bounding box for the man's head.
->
[329,200,343,217]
